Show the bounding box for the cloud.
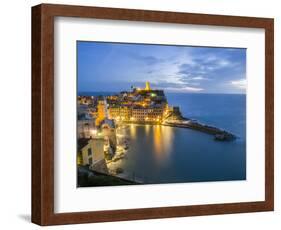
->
[163,86,204,92]
[231,79,246,89]
[190,76,209,81]
[134,47,245,95]
[192,56,231,71]
[127,52,164,65]
[179,53,234,73]
[148,80,204,93]
[78,41,246,94]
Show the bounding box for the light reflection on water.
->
[130,124,136,139]
[145,124,150,136]
[118,123,246,184]
[126,124,175,164]
[89,93,246,184]
[152,125,174,164]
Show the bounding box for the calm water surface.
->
[119,93,246,184]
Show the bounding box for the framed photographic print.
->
[32,3,274,225]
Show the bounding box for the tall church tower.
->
[145,81,151,91]
[95,99,107,126]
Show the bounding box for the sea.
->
[80,92,246,184]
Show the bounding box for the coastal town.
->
[77,82,236,186]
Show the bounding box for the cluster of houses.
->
[77,101,117,174]
[77,82,181,173]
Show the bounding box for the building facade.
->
[77,137,108,174]
[95,99,107,126]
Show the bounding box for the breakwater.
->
[162,119,236,141]
[122,119,236,141]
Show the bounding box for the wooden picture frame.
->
[32,3,274,225]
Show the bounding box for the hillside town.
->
[77,82,184,185]
[77,82,236,186]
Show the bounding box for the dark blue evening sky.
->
[77,41,246,94]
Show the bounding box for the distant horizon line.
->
[78,91,246,95]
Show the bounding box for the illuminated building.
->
[105,82,169,123]
[145,81,151,91]
[95,99,107,126]
[77,105,96,138]
[108,106,132,121]
[79,82,180,125]
[120,106,132,120]
[77,115,96,138]
[132,107,163,122]
[101,119,117,155]
[108,107,120,120]
[78,96,93,105]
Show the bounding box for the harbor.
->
[76,41,247,187]
[77,83,244,186]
